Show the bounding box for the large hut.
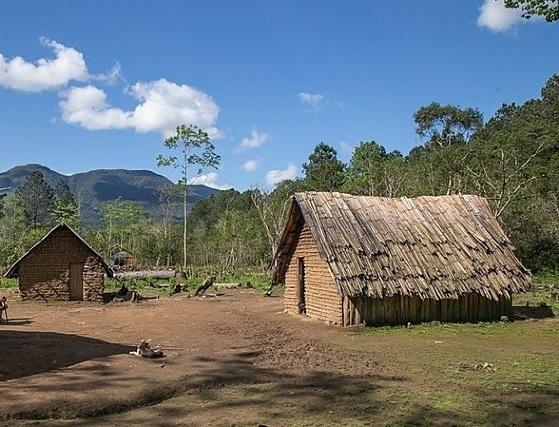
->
[272,192,532,326]
[4,224,113,301]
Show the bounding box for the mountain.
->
[0,164,221,225]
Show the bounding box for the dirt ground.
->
[0,289,558,427]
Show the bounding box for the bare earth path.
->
[0,290,558,426]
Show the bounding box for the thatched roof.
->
[273,192,531,301]
[4,224,113,278]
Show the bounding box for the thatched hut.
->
[272,192,532,326]
[4,224,113,301]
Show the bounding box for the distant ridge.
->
[0,164,221,225]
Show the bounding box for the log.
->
[115,270,176,280]
[194,276,214,297]
[213,282,242,289]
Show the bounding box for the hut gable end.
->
[4,224,112,302]
[283,222,342,324]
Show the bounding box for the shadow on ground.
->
[1,348,558,425]
[513,305,555,319]
[0,330,132,381]
[0,317,33,326]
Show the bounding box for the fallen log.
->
[213,282,241,289]
[194,275,214,297]
[115,270,176,280]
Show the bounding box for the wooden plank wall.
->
[284,225,343,324]
[343,294,513,326]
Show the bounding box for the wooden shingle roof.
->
[273,192,531,301]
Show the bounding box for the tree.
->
[302,142,345,191]
[157,124,220,270]
[250,178,307,260]
[54,181,76,205]
[344,141,387,196]
[51,201,79,228]
[344,141,407,197]
[15,171,55,229]
[101,199,147,259]
[414,102,483,148]
[504,0,559,22]
[51,181,79,228]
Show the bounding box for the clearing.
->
[0,289,558,426]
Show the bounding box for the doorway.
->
[297,257,306,315]
[69,263,84,301]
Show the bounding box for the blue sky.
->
[0,1,558,190]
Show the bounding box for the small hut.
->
[272,192,532,326]
[4,224,113,301]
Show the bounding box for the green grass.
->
[0,277,16,288]
[348,318,559,425]
[514,270,559,313]
[105,269,277,296]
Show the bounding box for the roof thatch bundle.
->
[273,192,531,301]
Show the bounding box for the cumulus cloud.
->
[0,38,88,92]
[266,163,297,186]
[59,79,220,136]
[297,92,324,108]
[239,129,269,150]
[477,0,524,32]
[188,172,231,190]
[241,159,259,172]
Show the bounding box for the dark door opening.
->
[69,263,84,301]
[297,257,306,315]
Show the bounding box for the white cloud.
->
[59,79,220,136]
[241,159,259,172]
[239,129,268,150]
[477,0,524,32]
[266,163,297,186]
[94,62,123,85]
[188,172,231,190]
[297,92,324,108]
[339,141,354,156]
[0,38,88,92]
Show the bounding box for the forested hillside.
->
[0,74,557,273]
[0,165,219,225]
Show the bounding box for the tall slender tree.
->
[157,124,220,270]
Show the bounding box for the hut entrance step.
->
[70,262,84,301]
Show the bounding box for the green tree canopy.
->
[505,0,559,21]
[51,180,79,228]
[15,171,55,229]
[413,102,483,148]
[302,142,345,191]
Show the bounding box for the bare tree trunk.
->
[183,182,187,270]
[183,156,188,271]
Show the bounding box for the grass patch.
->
[514,270,559,313]
[105,269,278,296]
[0,277,17,288]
